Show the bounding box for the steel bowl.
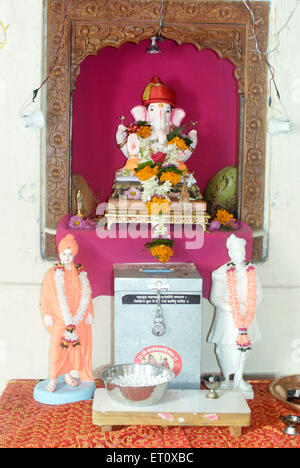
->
[99,363,175,406]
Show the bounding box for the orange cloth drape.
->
[40,263,94,381]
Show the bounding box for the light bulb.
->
[20,110,45,131]
[146,37,161,54]
[268,118,292,136]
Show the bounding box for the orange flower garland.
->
[135,164,159,181]
[150,244,174,263]
[168,136,188,152]
[146,196,170,215]
[215,209,234,226]
[136,125,151,138]
[226,263,257,352]
[160,171,182,186]
[145,239,174,263]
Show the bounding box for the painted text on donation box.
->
[113,263,203,389]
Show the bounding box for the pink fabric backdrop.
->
[72,39,239,202]
[57,215,253,300]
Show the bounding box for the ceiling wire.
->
[242,0,297,120]
[157,0,166,39]
[32,0,69,102]
[242,0,279,97]
[266,0,299,55]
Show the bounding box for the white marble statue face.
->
[228,243,246,264]
[59,248,74,266]
[226,235,246,264]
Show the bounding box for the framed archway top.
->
[44,0,269,260]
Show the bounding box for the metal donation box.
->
[114,263,203,389]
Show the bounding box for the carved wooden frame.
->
[44,0,269,260]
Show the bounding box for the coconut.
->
[204,166,237,219]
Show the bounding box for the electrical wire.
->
[157,0,166,39]
[242,1,279,96]
[266,0,299,55]
[241,0,291,119]
[32,0,69,102]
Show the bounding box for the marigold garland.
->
[146,196,170,215]
[215,209,234,226]
[168,136,188,152]
[150,245,174,263]
[226,263,257,352]
[135,163,159,181]
[125,121,151,138]
[145,239,174,263]
[158,165,184,186]
[208,209,240,232]
[136,125,151,138]
[160,171,182,186]
[167,126,193,149]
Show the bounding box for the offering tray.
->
[92,388,251,437]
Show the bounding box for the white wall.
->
[0,0,299,396]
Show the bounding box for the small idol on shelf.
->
[207,234,263,399]
[68,189,97,230]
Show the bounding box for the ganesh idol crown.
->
[106,76,208,229]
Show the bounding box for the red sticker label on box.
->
[134,346,182,376]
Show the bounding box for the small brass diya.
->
[281,415,300,436]
[203,375,225,399]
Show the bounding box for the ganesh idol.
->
[112,76,203,202]
[116,76,197,172]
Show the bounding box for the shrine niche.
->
[44,0,269,260]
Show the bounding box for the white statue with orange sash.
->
[37,234,95,401]
[208,234,263,399]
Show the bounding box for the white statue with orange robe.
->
[40,234,94,393]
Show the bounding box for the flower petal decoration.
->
[68,215,84,229]
[208,220,221,231]
[151,151,167,164]
[124,186,142,200]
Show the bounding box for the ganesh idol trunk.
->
[113,263,203,390]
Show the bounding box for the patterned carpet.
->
[0,379,299,448]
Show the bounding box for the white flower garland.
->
[141,177,172,203]
[151,215,169,237]
[138,136,185,165]
[55,268,91,343]
[124,132,187,239]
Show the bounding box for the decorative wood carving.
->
[45,0,269,260]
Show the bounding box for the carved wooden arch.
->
[44,0,269,260]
